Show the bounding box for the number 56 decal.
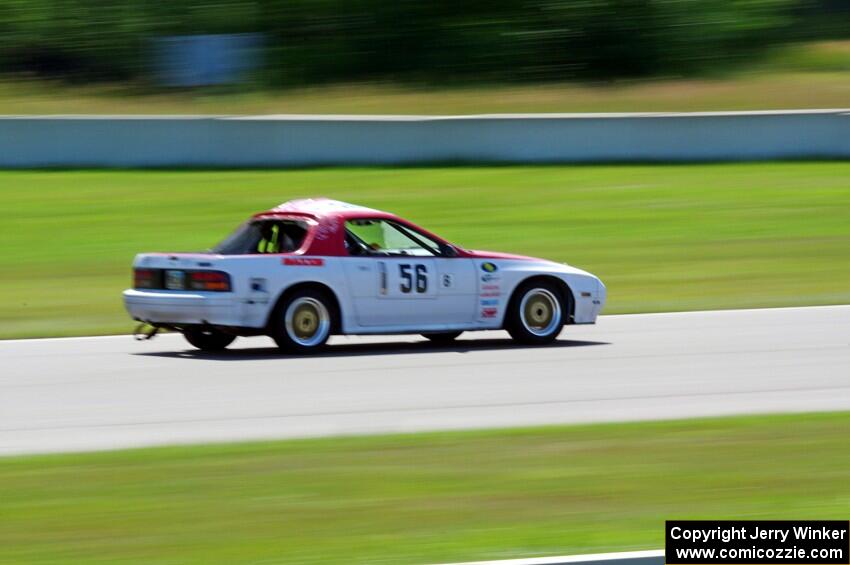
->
[399,263,428,293]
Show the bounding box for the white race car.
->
[124,198,605,353]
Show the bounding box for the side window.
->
[345,219,441,257]
[257,223,281,253]
[256,221,307,254]
[212,220,308,255]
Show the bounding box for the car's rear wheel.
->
[271,289,333,354]
[422,331,462,344]
[506,281,564,344]
[183,328,236,351]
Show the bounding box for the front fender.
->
[497,260,604,325]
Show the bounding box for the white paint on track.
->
[2,306,849,456]
[436,549,664,565]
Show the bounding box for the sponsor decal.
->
[480,307,498,319]
[481,280,501,298]
[481,273,500,282]
[481,262,498,273]
[479,284,502,296]
[441,274,454,288]
[283,257,324,266]
[480,298,499,306]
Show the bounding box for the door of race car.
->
[342,219,476,328]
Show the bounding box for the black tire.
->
[422,331,462,344]
[183,328,236,351]
[270,288,334,354]
[505,280,565,345]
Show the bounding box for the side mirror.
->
[440,244,458,258]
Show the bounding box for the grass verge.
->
[2,163,850,338]
[2,413,849,564]
[2,70,849,115]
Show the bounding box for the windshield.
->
[212,219,309,255]
[345,219,442,257]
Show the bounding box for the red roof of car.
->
[256,198,390,220]
[250,198,421,256]
[250,198,540,261]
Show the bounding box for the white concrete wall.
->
[1,110,848,167]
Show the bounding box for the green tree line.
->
[0,0,844,85]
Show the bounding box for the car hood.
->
[463,249,596,278]
[463,249,544,262]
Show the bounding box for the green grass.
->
[2,163,850,339]
[2,71,849,115]
[2,413,849,564]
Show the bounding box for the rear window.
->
[212,219,309,255]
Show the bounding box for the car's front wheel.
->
[271,289,334,354]
[183,328,236,351]
[505,281,565,344]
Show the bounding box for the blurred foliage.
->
[0,0,845,85]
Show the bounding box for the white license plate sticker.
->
[165,270,185,290]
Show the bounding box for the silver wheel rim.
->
[284,297,330,347]
[519,288,561,337]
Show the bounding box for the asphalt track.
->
[2,305,849,456]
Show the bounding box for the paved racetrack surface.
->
[2,305,849,456]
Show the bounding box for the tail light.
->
[188,271,231,292]
[133,269,231,292]
[134,268,156,289]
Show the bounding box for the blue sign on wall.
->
[153,34,262,87]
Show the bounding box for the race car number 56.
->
[399,264,427,293]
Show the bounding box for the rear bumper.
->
[123,289,242,327]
